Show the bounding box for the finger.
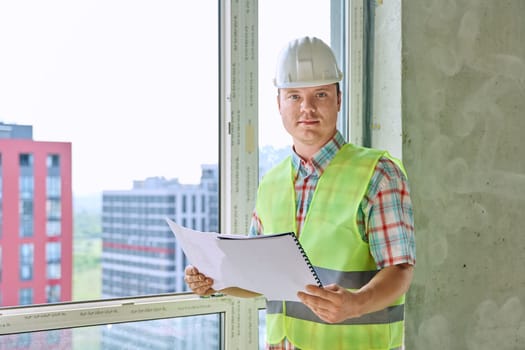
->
[306,284,343,300]
[192,279,216,295]
[184,273,204,283]
[299,286,344,311]
[188,279,214,294]
[298,292,341,320]
[192,283,212,294]
[297,291,329,310]
[185,275,213,289]
[304,285,334,301]
[298,294,333,322]
[184,265,199,275]
[322,283,340,292]
[186,277,209,287]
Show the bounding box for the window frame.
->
[0,2,370,349]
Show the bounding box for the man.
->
[185,36,415,350]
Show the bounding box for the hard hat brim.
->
[273,76,343,89]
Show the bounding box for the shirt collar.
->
[291,131,347,177]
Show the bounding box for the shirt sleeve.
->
[361,157,416,269]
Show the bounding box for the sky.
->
[0,1,329,196]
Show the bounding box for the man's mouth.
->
[299,120,319,125]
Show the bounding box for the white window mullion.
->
[219,0,258,236]
[219,1,260,348]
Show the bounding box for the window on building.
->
[19,198,34,238]
[19,174,34,238]
[47,154,60,168]
[46,220,61,237]
[19,288,33,305]
[46,285,61,303]
[46,242,61,279]
[19,175,34,198]
[20,243,34,281]
[46,200,61,237]
[46,176,61,197]
[19,154,33,167]
[46,166,62,237]
[46,199,61,220]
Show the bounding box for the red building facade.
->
[0,126,72,306]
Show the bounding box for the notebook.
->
[166,218,322,301]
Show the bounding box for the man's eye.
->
[317,92,328,98]
[288,95,300,101]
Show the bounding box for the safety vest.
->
[255,143,406,350]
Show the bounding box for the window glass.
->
[0,1,218,307]
[258,0,331,177]
[0,315,221,350]
[257,2,331,344]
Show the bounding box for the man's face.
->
[277,83,341,150]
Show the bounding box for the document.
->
[166,218,321,301]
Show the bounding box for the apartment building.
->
[100,164,219,348]
[101,164,218,298]
[0,123,72,307]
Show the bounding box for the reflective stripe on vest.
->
[266,301,405,325]
[267,300,404,325]
[315,266,378,289]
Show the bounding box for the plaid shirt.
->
[250,131,416,350]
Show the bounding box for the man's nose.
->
[301,96,316,113]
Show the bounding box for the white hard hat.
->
[273,36,343,88]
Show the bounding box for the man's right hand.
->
[184,265,216,296]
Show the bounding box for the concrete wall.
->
[371,0,403,159]
[400,0,525,348]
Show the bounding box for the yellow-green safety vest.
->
[255,143,406,350]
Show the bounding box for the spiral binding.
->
[288,233,323,287]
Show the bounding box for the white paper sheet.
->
[166,218,321,301]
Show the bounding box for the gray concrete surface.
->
[400,0,525,348]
